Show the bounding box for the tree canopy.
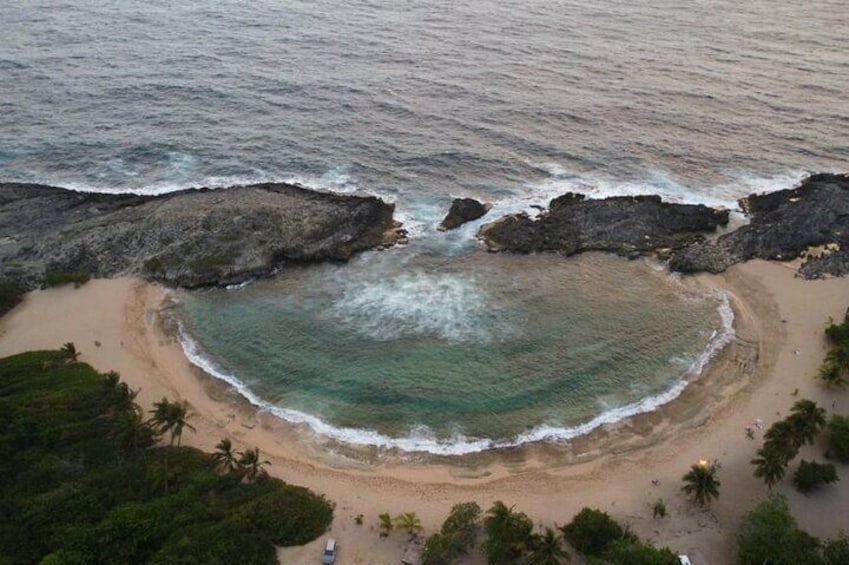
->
[0,349,333,564]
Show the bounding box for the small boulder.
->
[438,198,491,231]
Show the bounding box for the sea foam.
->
[176,291,735,456]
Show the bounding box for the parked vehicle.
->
[322,538,338,564]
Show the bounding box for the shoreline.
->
[1,261,848,564]
[165,279,737,458]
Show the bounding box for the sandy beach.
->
[1,260,848,564]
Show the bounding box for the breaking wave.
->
[176,291,735,455]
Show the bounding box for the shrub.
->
[793,460,839,495]
[422,501,481,565]
[43,270,91,288]
[481,501,534,564]
[560,507,624,556]
[823,533,849,565]
[736,494,821,564]
[820,312,849,387]
[422,532,455,565]
[828,415,849,462]
[234,485,333,546]
[601,537,679,565]
[0,279,24,317]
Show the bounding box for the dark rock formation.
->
[478,193,729,258]
[670,173,849,278]
[438,198,491,231]
[0,182,399,289]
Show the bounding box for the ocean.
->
[1,0,846,454]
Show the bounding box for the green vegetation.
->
[788,399,828,446]
[827,414,849,462]
[594,537,678,565]
[560,507,623,556]
[526,527,568,565]
[378,512,394,537]
[394,512,423,537]
[751,399,828,489]
[0,349,333,564]
[823,533,849,564]
[422,502,481,565]
[43,269,91,288]
[819,310,849,387]
[560,507,676,564]
[652,499,667,519]
[481,501,535,564]
[735,494,849,564]
[0,279,24,316]
[60,341,81,363]
[752,446,788,489]
[792,460,839,495]
[681,462,721,506]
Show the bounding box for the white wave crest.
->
[176,291,735,456]
[326,270,502,343]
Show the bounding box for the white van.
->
[322,538,338,564]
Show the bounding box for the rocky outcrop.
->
[478,193,729,258]
[438,198,491,231]
[0,182,399,289]
[669,173,849,278]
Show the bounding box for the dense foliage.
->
[751,399,828,489]
[0,350,333,564]
[481,501,535,564]
[0,279,24,317]
[819,310,849,387]
[827,414,849,462]
[42,270,92,288]
[792,460,839,495]
[560,507,623,556]
[590,537,679,565]
[736,494,849,565]
[561,507,676,565]
[422,502,481,565]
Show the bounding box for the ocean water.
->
[2,0,846,453]
[178,253,732,454]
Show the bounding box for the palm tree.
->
[527,527,569,564]
[752,447,787,489]
[213,438,238,474]
[237,447,270,482]
[682,462,720,506]
[482,501,534,564]
[819,355,848,388]
[60,342,80,364]
[102,371,140,414]
[110,409,154,454]
[149,398,195,446]
[764,419,801,453]
[378,512,394,537]
[788,399,827,446]
[394,512,423,538]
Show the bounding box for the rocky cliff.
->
[478,193,729,258]
[0,182,399,289]
[669,173,849,278]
